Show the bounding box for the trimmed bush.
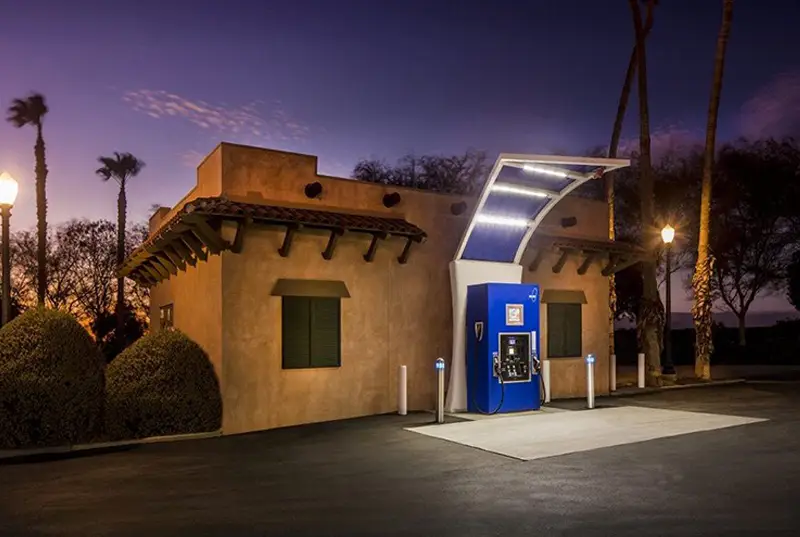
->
[105,330,222,440]
[0,308,105,449]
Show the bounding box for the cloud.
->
[617,124,702,161]
[179,149,207,168]
[123,89,312,143]
[739,70,800,139]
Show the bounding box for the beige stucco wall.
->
[522,195,612,398]
[145,142,615,434]
[148,255,224,381]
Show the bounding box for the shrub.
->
[105,330,222,440]
[0,308,105,449]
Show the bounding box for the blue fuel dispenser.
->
[466,283,542,414]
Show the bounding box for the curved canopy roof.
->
[454,154,630,264]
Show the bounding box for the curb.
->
[0,430,222,463]
[610,378,746,396]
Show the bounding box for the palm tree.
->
[96,152,145,333]
[629,0,663,386]
[7,93,49,306]
[606,0,656,364]
[692,0,734,380]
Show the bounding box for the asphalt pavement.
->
[1,382,799,536]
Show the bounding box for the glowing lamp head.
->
[661,224,675,245]
[0,172,19,208]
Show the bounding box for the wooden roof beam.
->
[278,224,298,258]
[322,228,344,260]
[577,251,598,275]
[231,217,251,254]
[363,232,387,263]
[185,215,228,254]
[527,249,545,272]
[170,239,196,267]
[161,245,186,272]
[181,233,208,261]
[552,249,574,274]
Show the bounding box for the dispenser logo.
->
[474,321,484,342]
[529,288,539,303]
[506,304,524,326]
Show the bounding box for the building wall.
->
[521,195,612,398]
[148,255,224,382]
[216,143,467,434]
[146,143,615,434]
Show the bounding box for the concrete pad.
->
[450,406,570,421]
[407,406,766,460]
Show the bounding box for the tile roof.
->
[120,197,427,282]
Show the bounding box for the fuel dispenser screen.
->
[499,333,531,382]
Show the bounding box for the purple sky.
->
[1,0,799,313]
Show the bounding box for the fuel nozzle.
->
[492,351,501,377]
[531,350,541,374]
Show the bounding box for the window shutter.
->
[564,303,582,357]
[282,297,311,368]
[310,298,341,367]
[547,303,582,358]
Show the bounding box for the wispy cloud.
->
[123,89,312,143]
[179,149,207,168]
[739,70,800,139]
[618,124,701,161]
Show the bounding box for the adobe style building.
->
[120,142,641,435]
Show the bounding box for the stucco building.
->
[120,142,641,435]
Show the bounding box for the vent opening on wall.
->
[450,201,468,215]
[304,181,323,199]
[383,192,402,208]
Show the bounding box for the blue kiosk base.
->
[466,283,542,414]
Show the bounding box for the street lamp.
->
[0,171,19,327]
[661,224,675,377]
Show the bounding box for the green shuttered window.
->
[547,303,582,358]
[282,297,341,369]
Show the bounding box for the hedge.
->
[105,330,222,440]
[0,308,105,449]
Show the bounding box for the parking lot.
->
[2,382,799,536]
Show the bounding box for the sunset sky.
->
[1,0,799,313]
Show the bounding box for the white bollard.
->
[637,352,646,388]
[586,353,596,409]
[610,354,617,392]
[435,358,445,424]
[398,365,407,416]
[542,359,551,403]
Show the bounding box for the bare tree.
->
[353,150,488,195]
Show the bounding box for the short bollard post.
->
[542,359,551,404]
[435,358,445,424]
[610,354,617,392]
[398,365,408,416]
[586,353,596,410]
[637,352,646,388]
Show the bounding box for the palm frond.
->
[6,98,30,128]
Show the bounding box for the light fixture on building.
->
[474,214,530,228]
[522,164,568,179]
[491,183,549,198]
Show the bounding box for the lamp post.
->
[661,224,675,377]
[0,172,19,327]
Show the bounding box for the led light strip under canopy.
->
[474,214,530,228]
[490,183,550,198]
